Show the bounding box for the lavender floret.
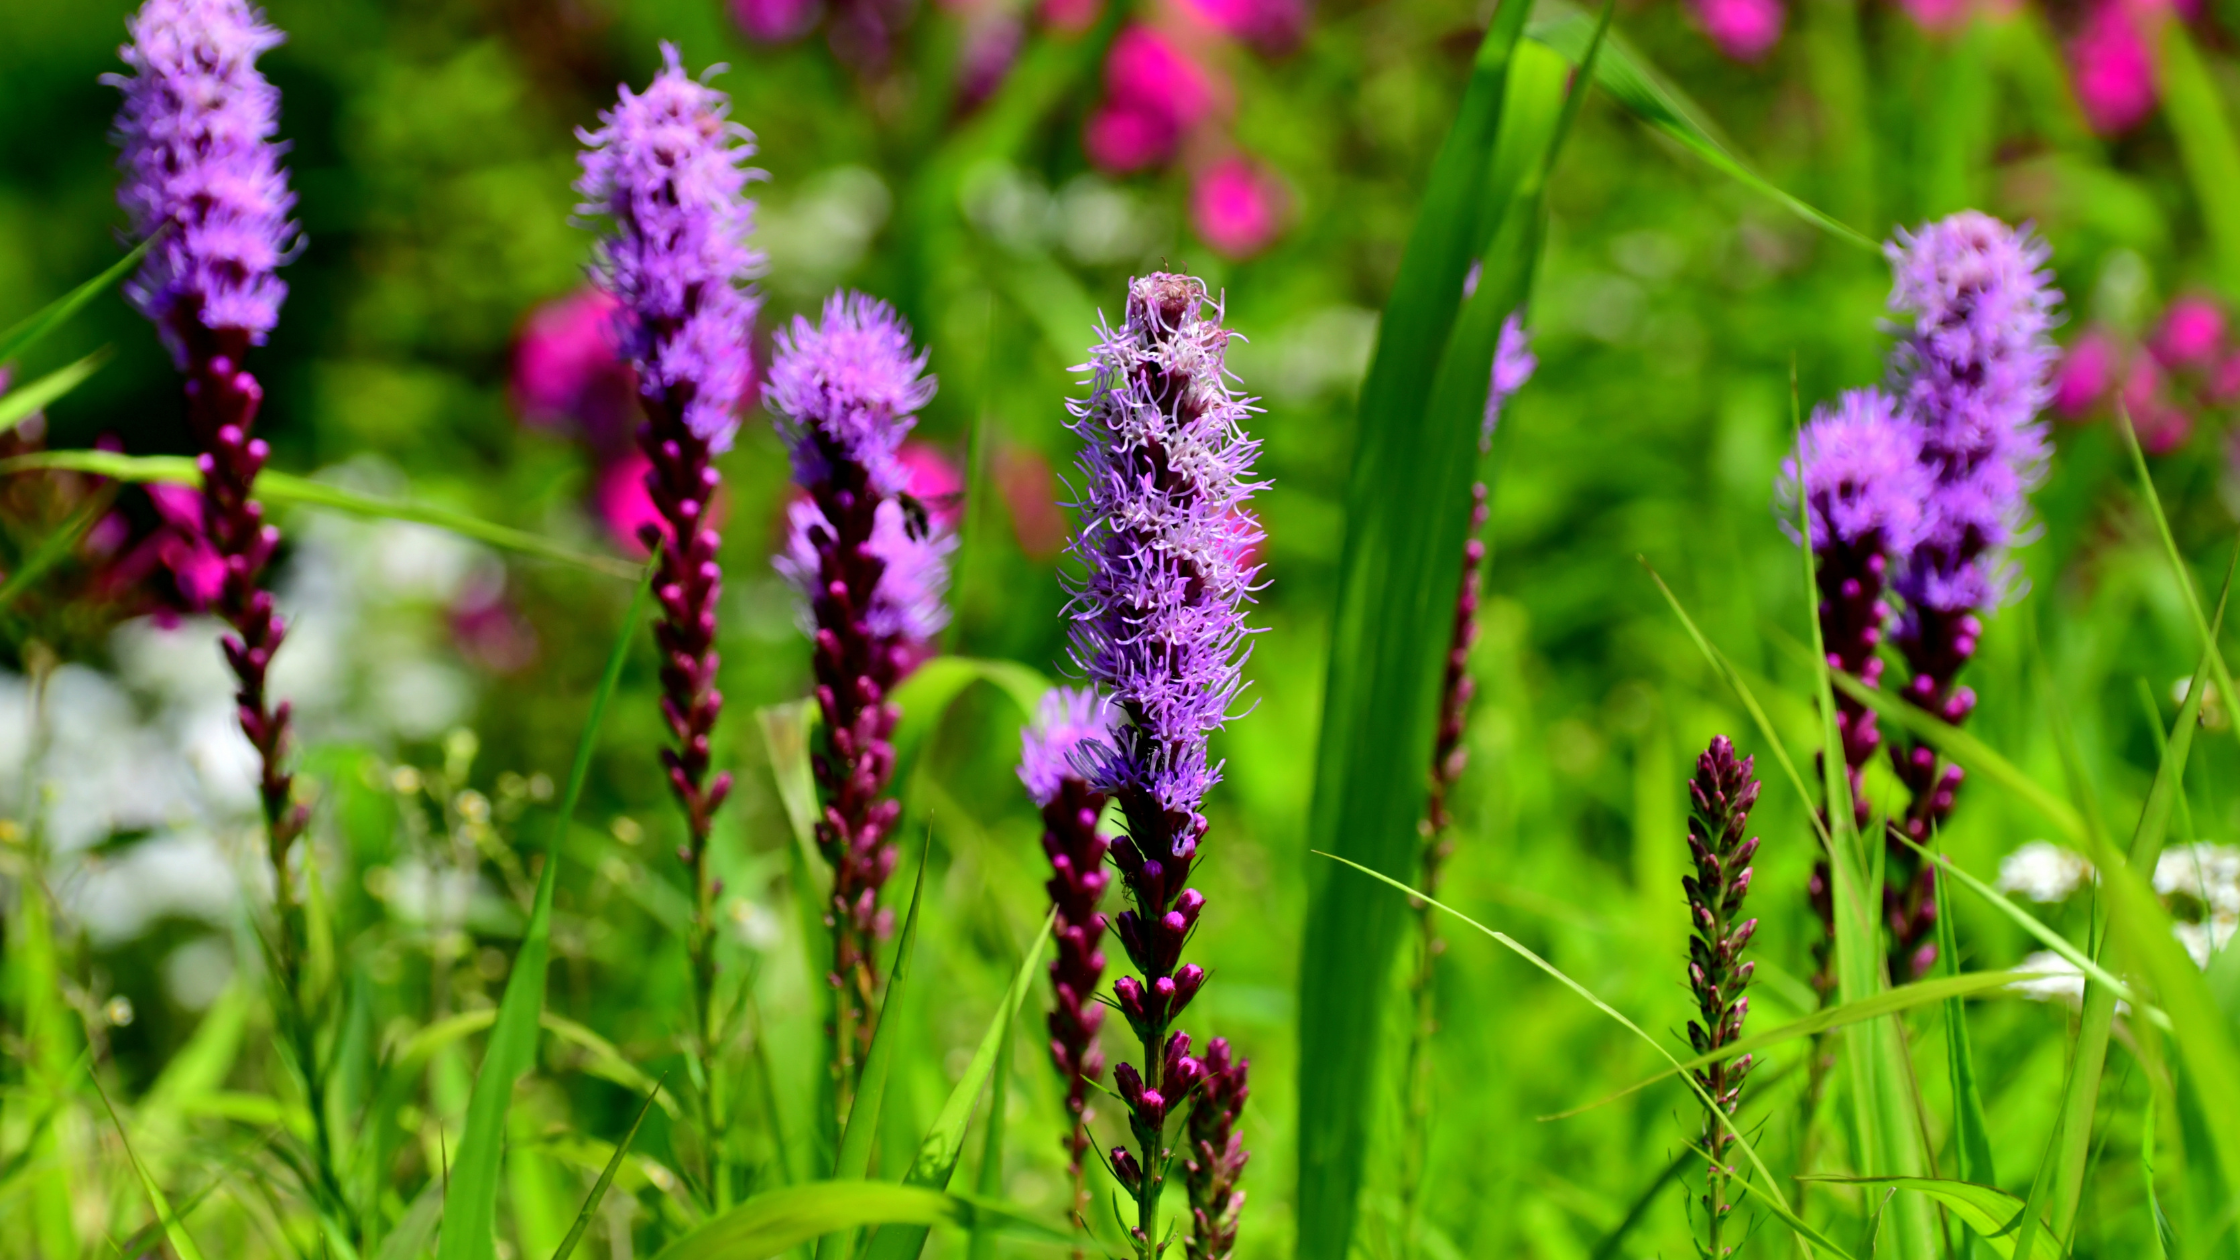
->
[1481,312,1536,446]
[769,291,938,494]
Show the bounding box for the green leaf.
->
[2117,407,2240,756]
[963,988,1017,1260]
[2159,23,2240,298]
[1294,1,1543,1246]
[0,450,638,579]
[87,1069,208,1260]
[1936,874,1997,1209]
[1797,1177,2060,1259]
[1529,12,1874,249]
[0,348,113,434]
[820,847,932,1260]
[552,1076,666,1260]
[0,233,157,367]
[861,911,1055,1260]
[889,656,1051,782]
[650,1182,1071,1260]
[436,560,654,1260]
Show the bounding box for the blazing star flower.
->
[111,0,306,889]
[1017,687,1121,1229]
[1482,312,1537,445]
[1683,736,1761,1260]
[767,288,950,1096]
[109,0,298,361]
[577,43,763,453]
[1183,1037,1252,1260]
[578,45,762,1030]
[1068,272,1262,1252]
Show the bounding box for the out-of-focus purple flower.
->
[731,0,823,41]
[1018,686,1120,1228]
[1086,27,1218,174]
[1778,389,1930,557]
[108,0,298,363]
[768,288,950,1095]
[2152,295,2227,369]
[1068,272,1261,1249]
[1682,736,1761,1258]
[577,43,763,453]
[1192,156,1285,258]
[1183,1037,1251,1260]
[2071,0,2158,136]
[2211,352,2240,404]
[956,16,1026,111]
[1482,312,1537,445]
[1183,0,1304,53]
[768,291,937,495]
[513,289,639,451]
[2054,328,2119,419]
[1042,0,1104,32]
[1689,0,1784,62]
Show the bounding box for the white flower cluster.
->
[2001,841,2238,1004]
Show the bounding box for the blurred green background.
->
[3,0,2239,1254]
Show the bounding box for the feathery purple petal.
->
[1018,686,1122,807]
[1481,312,1536,443]
[1778,388,1930,554]
[768,291,938,495]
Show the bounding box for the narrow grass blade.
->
[1935,874,1997,1198]
[1295,3,1544,1243]
[1318,853,1836,1259]
[436,560,655,1260]
[552,1075,666,1260]
[1888,835,2148,1012]
[652,1183,1071,1260]
[820,845,932,1260]
[963,996,1016,1260]
[1541,969,2026,1120]
[2158,24,2240,297]
[0,499,105,615]
[1798,1177,2058,1259]
[0,233,157,366]
[0,450,638,578]
[88,1068,208,1260]
[1529,12,1874,249]
[0,348,113,434]
[2116,406,2240,751]
[758,700,832,898]
[862,911,1054,1260]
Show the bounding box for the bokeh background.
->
[3,0,2239,1253]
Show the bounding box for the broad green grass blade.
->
[2117,407,2240,746]
[1294,1,1544,1243]
[0,450,638,578]
[652,1183,1070,1260]
[386,1009,681,1119]
[963,996,1016,1260]
[88,1068,208,1260]
[890,656,1051,778]
[1529,13,1874,248]
[1935,874,1997,1200]
[1320,853,1836,1259]
[0,348,113,434]
[2158,24,2240,297]
[820,848,932,1260]
[1799,1177,2059,1259]
[0,233,156,366]
[759,699,832,894]
[1541,969,2026,1119]
[2052,579,2228,1239]
[2141,1088,2170,1260]
[436,561,654,1260]
[552,1076,666,1260]
[862,911,1054,1260]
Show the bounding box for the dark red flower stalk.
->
[1683,736,1761,1259]
[1183,1038,1250,1260]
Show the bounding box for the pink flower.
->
[598,452,665,557]
[1690,0,1784,61]
[1041,0,1102,31]
[731,0,822,41]
[1192,155,1285,257]
[2054,328,2119,418]
[896,441,966,529]
[2121,356,2194,453]
[1894,0,1974,32]
[1085,27,1216,173]
[2152,295,2227,369]
[1182,0,1304,52]
[512,289,638,454]
[2071,0,2158,135]
[2208,351,2240,403]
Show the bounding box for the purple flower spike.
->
[1884,212,2061,977]
[577,43,763,453]
[578,44,761,1031]
[1017,686,1120,1231]
[1183,1038,1251,1260]
[109,0,298,364]
[111,0,305,923]
[1481,312,1537,446]
[1067,272,1262,1256]
[768,288,950,1100]
[1683,736,1761,1259]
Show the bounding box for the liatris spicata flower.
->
[1017,686,1121,1232]
[1182,1038,1250,1260]
[769,289,953,1092]
[1884,212,2059,977]
[577,42,762,1024]
[1481,312,1537,448]
[110,0,306,907]
[1066,272,1262,1255]
[1682,735,1761,1259]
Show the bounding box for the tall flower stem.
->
[1683,737,1761,1259]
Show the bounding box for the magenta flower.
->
[1183,1038,1251,1260]
[1182,0,1304,53]
[578,45,762,1022]
[1191,156,1284,258]
[513,289,638,450]
[1689,0,1784,62]
[1683,736,1762,1259]
[2152,295,2227,369]
[731,0,822,41]
[1068,273,1262,1253]
[111,0,307,884]
[2054,328,2119,419]
[1893,0,1974,32]
[1085,27,1218,174]
[2071,0,2158,135]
